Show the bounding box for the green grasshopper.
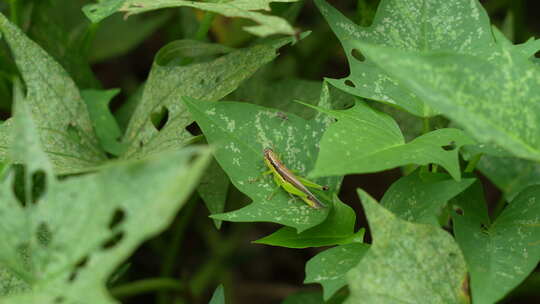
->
[262,148,328,209]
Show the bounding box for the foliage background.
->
[0,0,539,303]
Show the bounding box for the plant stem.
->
[194,12,216,41]
[110,278,184,299]
[9,0,20,26]
[464,153,483,173]
[157,195,199,304]
[423,117,431,133]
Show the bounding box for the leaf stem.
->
[157,195,200,304]
[110,278,184,299]
[422,117,431,133]
[464,153,483,173]
[8,0,20,26]
[194,12,216,41]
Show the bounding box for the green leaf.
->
[0,13,106,174]
[89,12,170,62]
[184,84,341,232]
[453,183,540,304]
[348,190,469,304]
[355,36,540,161]
[254,197,364,248]
[209,285,225,304]
[28,0,101,88]
[84,0,299,37]
[315,0,494,117]
[0,91,211,302]
[231,76,354,120]
[81,89,126,156]
[122,36,296,160]
[381,169,475,225]
[477,155,540,201]
[308,101,475,180]
[304,243,369,300]
[197,158,230,229]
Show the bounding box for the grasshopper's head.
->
[263,147,274,159]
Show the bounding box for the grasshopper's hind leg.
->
[296,176,329,191]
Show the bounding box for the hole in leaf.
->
[150,106,169,131]
[54,296,65,303]
[31,170,46,204]
[89,8,97,13]
[67,123,81,142]
[200,79,205,85]
[109,208,126,230]
[139,141,144,148]
[454,206,464,215]
[441,141,457,151]
[351,49,365,62]
[102,231,125,250]
[344,80,356,88]
[185,121,201,136]
[68,256,89,282]
[215,75,222,83]
[12,165,26,206]
[36,222,52,247]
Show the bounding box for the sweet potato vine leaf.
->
[254,196,364,248]
[0,13,106,174]
[355,33,540,161]
[306,101,475,180]
[452,182,540,304]
[184,83,341,232]
[305,243,369,300]
[83,0,299,37]
[315,0,494,117]
[0,98,211,303]
[381,169,475,226]
[348,190,469,304]
[122,36,300,160]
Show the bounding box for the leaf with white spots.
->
[83,0,299,37]
[254,197,364,248]
[452,182,540,304]
[308,101,475,180]
[348,190,470,304]
[0,13,106,174]
[381,169,475,226]
[0,93,212,303]
[184,88,341,232]
[305,243,369,300]
[356,35,540,161]
[315,0,494,117]
[122,36,299,161]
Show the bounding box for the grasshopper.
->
[263,148,328,209]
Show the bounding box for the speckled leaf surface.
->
[84,0,298,37]
[381,170,475,225]
[231,77,354,120]
[0,13,106,174]
[305,243,369,300]
[308,101,475,180]
[254,197,364,248]
[315,0,494,117]
[197,158,230,229]
[0,96,211,303]
[184,85,340,232]
[122,37,295,160]
[356,36,540,161]
[453,183,540,304]
[348,190,469,304]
